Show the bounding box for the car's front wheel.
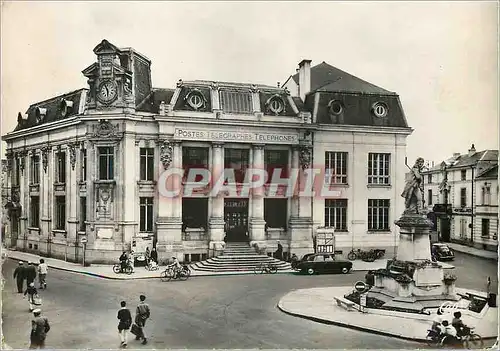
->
[341,267,350,274]
[307,268,315,275]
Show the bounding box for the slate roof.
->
[423,149,499,175]
[137,88,176,113]
[14,89,85,131]
[290,62,396,95]
[476,164,498,180]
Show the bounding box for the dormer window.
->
[328,100,343,115]
[60,99,74,117]
[266,95,285,115]
[372,102,388,118]
[185,89,207,111]
[35,107,47,124]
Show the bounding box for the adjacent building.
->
[422,144,498,251]
[2,40,412,264]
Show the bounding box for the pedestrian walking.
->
[26,262,37,287]
[38,259,48,290]
[135,294,150,345]
[129,251,135,273]
[29,308,50,349]
[275,240,283,261]
[13,261,26,293]
[117,301,132,348]
[150,247,158,264]
[145,247,151,265]
[24,282,38,312]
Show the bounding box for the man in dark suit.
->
[25,262,37,287]
[13,261,26,293]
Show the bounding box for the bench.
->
[334,297,356,311]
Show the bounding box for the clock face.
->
[97,81,118,104]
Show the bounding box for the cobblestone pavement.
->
[2,251,497,349]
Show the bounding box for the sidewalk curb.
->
[277,301,498,343]
[451,248,498,261]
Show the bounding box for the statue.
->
[401,157,425,214]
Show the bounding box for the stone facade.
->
[2,40,413,263]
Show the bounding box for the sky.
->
[1,1,498,165]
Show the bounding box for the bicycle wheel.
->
[254,264,264,274]
[113,264,121,274]
[464,334,484,349]
[178,270,189,281]
[347,251,357,261]
[269,265,278,274]
[125,266,133,275]
[160,269,172,282]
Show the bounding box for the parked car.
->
[431,243,455,261]
[296,253,352,275]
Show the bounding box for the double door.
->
[224,199,248,242]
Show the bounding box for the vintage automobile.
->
[296,253,353,275]
[431,243,455,261]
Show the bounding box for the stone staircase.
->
[190,242,292,273]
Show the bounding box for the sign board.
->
[317,245,334,253]
[360,294,367,307]
[354,281,367,292]
[80,237,88,244]
[174,128,299,145]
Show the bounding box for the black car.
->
[296,253,352,275]
[431,243,455,261]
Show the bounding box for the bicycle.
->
[144,260,159,271]
[113,261,133,275]
[347,249,376,262]
[253,262,278,274]
[438,328,484,349]
[160,265,191,282]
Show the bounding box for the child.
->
[24,282,38,312]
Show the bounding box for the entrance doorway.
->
[224,199,248,242]
[440,217,451,242]
[10,211,19,247]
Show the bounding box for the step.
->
[193,261,291,270]
[191,264,292,272]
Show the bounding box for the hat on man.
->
[29,282,35,287]
[28,261,32,265]
[33,308,41,315]
[19,261,24,265]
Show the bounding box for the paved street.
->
[2,252,497,349]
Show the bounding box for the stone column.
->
[122,135,137,247]
[19,151,28,247]
[66,143,79,253]
[250,144,266,242]
[288,145,314,257]
[156,140,183,262]
[86,142,96,250]
[290,147,300,218]
[172,142,183,218]
[40,146,52,256]
[395,214,433,262]
[4,152,14,247]
[208,142,225,255]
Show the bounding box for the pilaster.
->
[19,151,28,242]
[86,141,96,247]
[40,146,52,254]
[67,143,79,243]
[122,135,137,245]
[250,144,266,242]
[209,142,225,253]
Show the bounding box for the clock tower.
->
[82,39,152,114]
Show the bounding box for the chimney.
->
[298,59,312,102]
[468,144,476,156]
[277,82,280,88]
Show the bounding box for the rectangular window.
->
[79,197,87,232]
[265,150,289,181]
[81,149,87,181]
[30,156,40,184]
[98,147,114,180]
[428,189,433,205]
[368,153,390,184]
[461,169,466,181]
[324,199,348,231]
[182,198,209,230]
[264,199,288,229]
[140,148,155,181]
[56,151,66,183]
[12,158,20,186]
[219,90,253,114]
[427,174,432,184]
[482,187,491,205]
[481,219,490,238]
[325,152,348,184]
[55,196,66,230]
[182,147,209,181]
[460,188,467,207]
[139,197,154,232]
[368,199,390,231]
[224,148,249,184]
[30,196,40,228]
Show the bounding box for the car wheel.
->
[341,267,350,274]
[307,268,315,275]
